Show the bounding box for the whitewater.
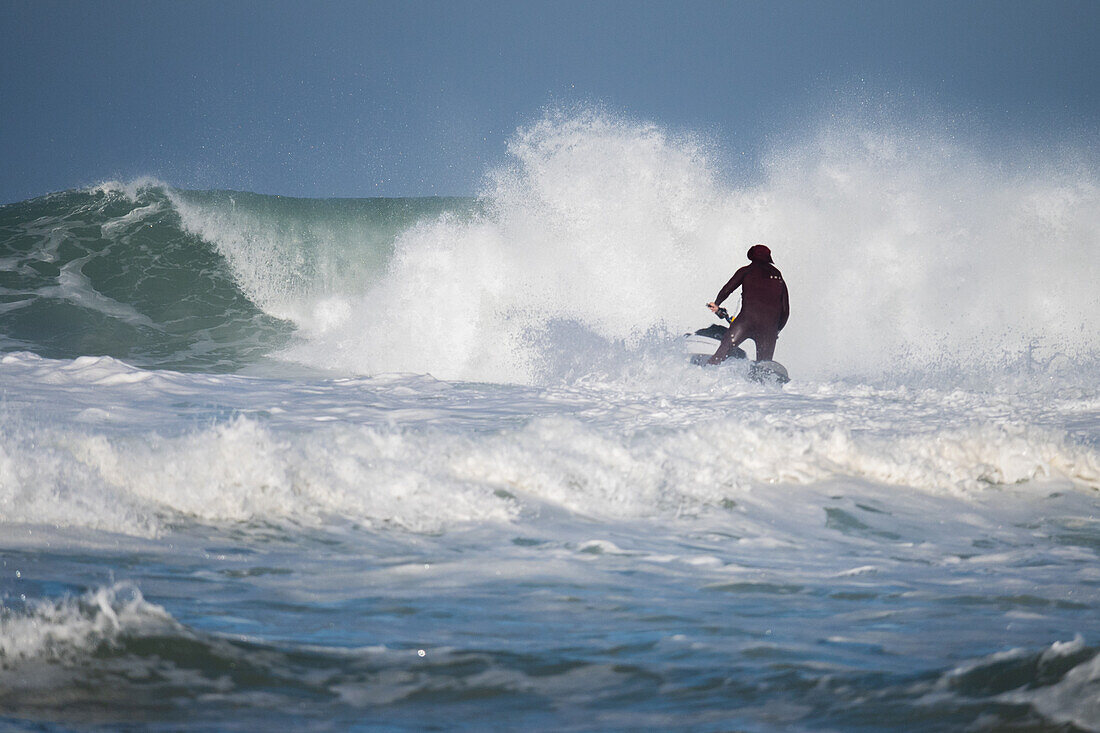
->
[2,110,1099,731]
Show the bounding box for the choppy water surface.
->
[2,112,1099,731]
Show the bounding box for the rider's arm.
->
[714,266,749,306]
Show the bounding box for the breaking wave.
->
[1,395,1096,538]
[2,109,1097,383]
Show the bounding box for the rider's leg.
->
[708,321,748,365]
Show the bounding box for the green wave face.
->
[0,183,470,372]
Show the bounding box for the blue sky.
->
[2,0,1098,203]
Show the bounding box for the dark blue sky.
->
[2,0,1098,203]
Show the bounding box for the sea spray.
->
[751,124,1100,377]
[196,110,1100,383]
[273,111,723,382]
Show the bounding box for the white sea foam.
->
[1,349,1096,538]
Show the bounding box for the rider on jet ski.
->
[706,245,789,365]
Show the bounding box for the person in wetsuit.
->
[706,244,789,364]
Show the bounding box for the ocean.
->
[1,112,1099,731]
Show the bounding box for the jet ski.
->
[683,306,790,385]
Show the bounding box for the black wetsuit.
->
[709,261,789,364]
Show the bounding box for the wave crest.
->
[0,583,177,666]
